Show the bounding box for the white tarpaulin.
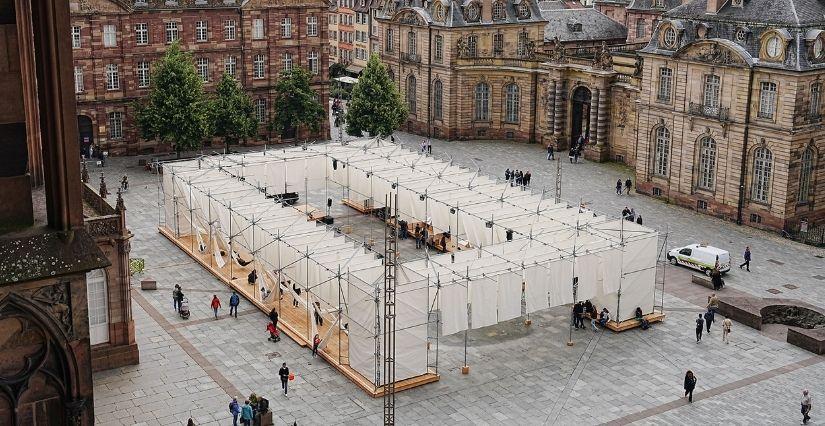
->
[497,272,523,321]
[524,266,548,313]
[470,277,497,328]
[440,282,468,336]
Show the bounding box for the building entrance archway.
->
[570,86,591,148]
[77,115,93,158]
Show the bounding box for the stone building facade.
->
[70,0,330,156]
[624,0,683,43]
[635,0,825,231]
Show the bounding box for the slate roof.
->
[377,0,547,27]
[627,0,682,11]
[667,0,825,27]
[541,7,628,42]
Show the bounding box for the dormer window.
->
[465,2,480,22]
[517,1,530,19]
[661,26,677,49]
[653,0,663,6]
[492,1,505,20]
[815,37,825,59]
[731,0,743,7]
[568,19,582,32]
[735,28,747,43]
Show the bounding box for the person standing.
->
[625,178,632,195]
[636,215,643,226]
[248,269,258,285]
[707,293,720,312]
[240,400,253,426]
[505,168,511,182]
[427,139,432,154]
[269,307,279,330]
[279,362,290,395]
[312,333,321,357]
[173,284,182,312]
[683,371,697,403]
[229,397,241,426]
[568,148,575,164]
[695,314,704,343]
[704,309,714,333]
[802,389,813,424]
[414,224,422,249]
[229,291,240,318]
[616,179,623,195]
[722,317,732,344]
[739,246,751,271]
[547,144,554,160]
[211,295,222,319]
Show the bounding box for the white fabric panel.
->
[548,259,574,307]
[347,283,375,382]
[600,248,623,295]
[623,235,658,274]
[524,266,548,313]
[395,324,428,382]
[470,277,497,329]
[497,272,523,321]
[439,282,467,336]
[575,254,600,301]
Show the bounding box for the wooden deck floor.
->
[159,226,439,397]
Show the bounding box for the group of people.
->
[208,291,241,320]
[419,139,433,155]
[571,300,610,331]
[615,178,633,195]
[504,168,532,188]
[695,292,732,344]
[568,135,588,163]
[621,206,643,225]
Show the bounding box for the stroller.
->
[267,322,280,342]
[179,297,190,319]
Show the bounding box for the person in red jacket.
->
[210,294,221,319]
[312,334,321,358]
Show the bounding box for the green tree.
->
[210,72,258,152]
[329,62,347,79]
[345,54,407,138]
[270,67,325,140]
[134,42,209,158]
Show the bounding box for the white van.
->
[667,243,731,275]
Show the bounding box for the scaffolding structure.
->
[158,137,660,395]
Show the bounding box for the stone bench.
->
[691,274,714,289]
[718,296,825,354]
[140,278,157,290]
[787,328,825,355]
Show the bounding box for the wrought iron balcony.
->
[688,102,729,121]
[400,52,421,63]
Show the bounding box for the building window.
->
[474,82,490,121]
[103,24,117,47]
[72,26,81,48]
[798,147,814,203]
[505,83,520,123]
[386,28,394,52]
[697,199,708,210]
[703,74,720,110]
[136,61,150,88]
[308,51,319,75]
[196,20,208,42]
[253,54,265,79]
[225,56,237,78]
[811,83,821,118]
[636,19,646,39]
[433,80,443,120]
[224,20,237,40]
[517,2,530,18]
[254,98,267,122]
[435,35,443,62]
[252,18,265,40]
[196,58,209,82]
[108,112,123,139]
[406,74,416,114]
[165,21,179,44]
[653,126,670,176]
[407,31,416,55]
[467,35,478,57]
[307,16,318,37]
[663,27,676,48]
[697,136,716,190]
[751,147,772,202]
[517,31,528,57]
[105,64,119,90]
[282,53,293,72]
[281,17,292,38]
[135,23,148,45]
[657,67,672,102]
[74,66,84,93]
[492,1,505,20]
[758,82,777,119]
[493,33,503,54]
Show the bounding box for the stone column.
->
[597,86,609,146]
[553,79,565,139]
[546,80,556,131]
[589,88,599,143]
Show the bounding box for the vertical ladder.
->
[383,194,398,425]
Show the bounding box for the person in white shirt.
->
[802,389,813,425]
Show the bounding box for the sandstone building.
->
[70,0,330,156]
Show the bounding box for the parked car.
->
[667,243,731,276]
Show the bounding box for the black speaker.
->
[506,229,513,241]
[258,397,269,412]
[327,198,333,208]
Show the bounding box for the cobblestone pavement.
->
[91,127,824,425]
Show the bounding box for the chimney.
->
[706,0,724,14]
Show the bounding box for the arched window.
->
[697,137,716,190]
[474,82,489,121]
[407,74,417,113]
[387,67,395,83]
[653,126,670,176]
[517,1,530,19]
[407,30,416,56]
[492,1,505,20]
[798,147,814,203]
[505,83,520,122]
[751,147,773,202]
[433,80,443,120]
[86,269,109,345]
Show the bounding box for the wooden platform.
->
[342,198,379,214]
[604,312,666,332]
[159,226,439,397]
[293,204,327,222]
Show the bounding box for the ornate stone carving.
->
[592,42,613,71]
[86,216,121,237]
[548,37,566,63]
[398,10,421,25]
[456,36,468,58]
[80,161,89,184]
[78,0,95,12]
[99,173,108,199]
[31,283,73,338]
[525,40,536,59]
[676,42,744,66]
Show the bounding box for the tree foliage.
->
[329,62,347,79]
[345,54,407,138]
[210,72,258,151]
[270,67,325,139]
[134,43,209,157]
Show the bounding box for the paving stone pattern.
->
[91,126,824,425]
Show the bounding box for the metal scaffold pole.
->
[383,193,398,425]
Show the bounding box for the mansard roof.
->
[377,0,547,27]
[541,7,628,42]
[627,0,683,11]
[667,0,825,27]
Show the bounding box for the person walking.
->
[312,333,321,357]
[210,295,222,319]
[414,224,422,249]
[229,397,241,426]
[279,362,290,395]
[572,302,584,329]
[802,389,813,424]
[739,246,751,271]
[269,307,279,330]
[695,314,704,343]
[625,178,632,195]
[683,370,697,403]
[240,400,253,426]
[568,148,575,163]
[722,317,732,344]
[704,309,714,333]
[616,179,623,195]
[505,168,511,182]
[547,144,554,160]
[229,291,240,318]
[173,285,182,312]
